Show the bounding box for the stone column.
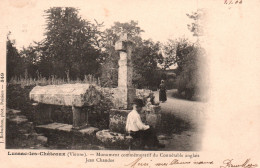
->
[34,103,53,125]
[72,106,87,129]
[115,33,136,109]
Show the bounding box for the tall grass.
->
[8,74,100,88]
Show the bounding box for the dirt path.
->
[154,89,207,151]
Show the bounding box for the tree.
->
[41,7,104,79]
[186,9,205,37]
[132,39,163,89]
[103,20,144,47]
[161,9,207,99]
[162,38,193,71]
[19,42,44,79]
[7,32,24,81]
[100,21,163,89]
[163,38,198,98]
[174,9,207,100]
[176,45,205,99]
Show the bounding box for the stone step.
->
[8,115,28,124]
[35,123,139,149]
[36,122,99,137]
[6,108,22,114]
[36,123,69,131]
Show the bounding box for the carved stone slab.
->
[29,84,102,107]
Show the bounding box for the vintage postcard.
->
[0,0,259,167]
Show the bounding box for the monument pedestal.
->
[107,34,162,146]
[143,105,162,129]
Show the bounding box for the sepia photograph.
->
[5,0,208,151]
[1,0,260,168]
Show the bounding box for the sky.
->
[2,0,199,50]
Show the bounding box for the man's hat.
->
[133,98,144,107]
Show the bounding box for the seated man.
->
[125,98,165,149]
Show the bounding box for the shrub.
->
[176,45,208,100]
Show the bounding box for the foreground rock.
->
[109,109,130,134]
[96,129,141,149]
[6,108,48,149]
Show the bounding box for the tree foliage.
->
[186,9,205,37]
[17,7,105,81]
[9,8,166,90]
[100,21,163,89]
[132,39,163,89]
[162,38,193,71]
[7,32,24,81]
[42,7,104,79]
[176,44,207,99]
[177,9,207,100]
[162,9,208,100]
[103,20,144,47]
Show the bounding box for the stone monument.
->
[115,33,136,109]
[109,33,161,134]
[29,33,161,149]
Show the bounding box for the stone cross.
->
[115,33,135,109]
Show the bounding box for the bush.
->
[176,46,208,100]
[165,78,177,90]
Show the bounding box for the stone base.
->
[145,105,161,114]
[145,113,161,129]
[143,105,162,129]
[109,109,130,134]
[96,129,140,149]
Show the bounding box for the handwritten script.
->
[224,0,242,4]
[221,159,258,168]
[125,157,213,168]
